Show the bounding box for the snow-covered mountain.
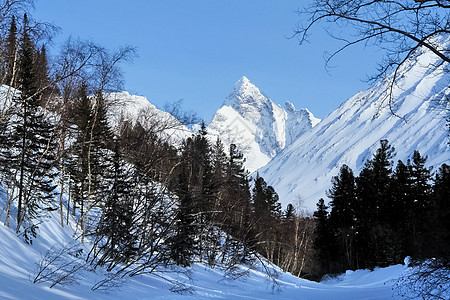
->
[259,45,450,211]
[105,91,191,143]
[207,76,319,172]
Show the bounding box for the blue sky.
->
[33,0,382,121]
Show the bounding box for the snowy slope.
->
[259,44,450,211]
[0,84,432,300]
[0,198,409,300]
[105,91,191,143]
[208,77,319,172]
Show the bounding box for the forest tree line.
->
[313,140,449,278]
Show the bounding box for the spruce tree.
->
[8,13,58,241]
[68,83,91,217]
[251,174,282,262]
[390,160,413,259]
[313,198,332,275]
[407,150,432,258]
[431,164,450,259]
[356,140,395,268]
[33,45,51,102]
[68,86,112,234]
[94,140,136,270]
[328,165,357,229]
[3,15,18,86]
[328,164,357,270]
[168,162,197,267]
[284,204,295,221]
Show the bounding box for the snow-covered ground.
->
[0,203,410,300]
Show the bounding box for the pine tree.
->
[93,140,136,270]
[167,162,197,267]
[431,164,450,259]
[407,150,432,258]
[327,164,357,270]
[313,198,332,275]
[8,13,58,241]
[3,15,18,86]
[390,160,413,259]
[356,140,395,268]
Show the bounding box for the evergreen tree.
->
[210,137,227,218]
[313,198,332,275]
[356,140,395,268]
[167,162,197,267]
[390,160,413,259]
[67,83,91,217]
[407,150,432,258]
[212,137,227,182]
[33,45,51,102]
[252,174,282,219]
[8,13,58,241]
[431,164,450,259]
[68,86,112,234]
[251,174,282,262]
[284,203,295,221]
[327,164,357,270]
[328,165,357,229]
[223,144,254,262]
[3,15,18,86]
[93,140,136,270]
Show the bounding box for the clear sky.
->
[33,0,382,121]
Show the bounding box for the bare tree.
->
[0,0,33,28]
[295,0,449,109]
[32,242,88,288]
[395,258,450,300]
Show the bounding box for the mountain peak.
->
[284,101,296,112]
[224,76,267,108]
[234,76,251,88]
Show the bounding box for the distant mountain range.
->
[114,43,449,211]
[207,76,319,172]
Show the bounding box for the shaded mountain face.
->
[207,76,319,172]
[258,44,450,211]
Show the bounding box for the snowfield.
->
[0,201,410,300]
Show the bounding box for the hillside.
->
[0,196,409,299]
[259,44,450,210]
